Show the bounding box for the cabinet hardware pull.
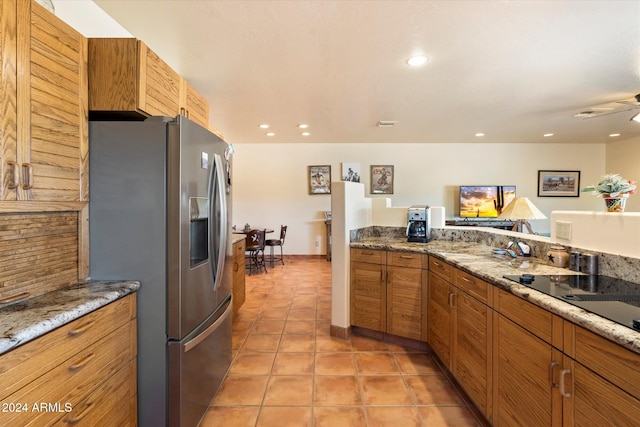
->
[549,361,560,388]
[433,261,441,267]
[63,401,93,424]
[400,255,413,259]
[0,292,31,304]
[6,161,19,189]
[68,352,96,371]
[21,163,33,190]
[462,276,474,284]
[180,107,186,116]
[68,320,95,336]
[559,368,572,397]
[448,292,456,308]
[233,263,238,272]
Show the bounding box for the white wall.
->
[606,136,640,212]
[232,141,607,254]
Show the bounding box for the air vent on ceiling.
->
[377,120,398,127]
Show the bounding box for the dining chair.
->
[245,229,267,274]
[265,225,287,267]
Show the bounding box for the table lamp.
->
[498,197,547,234]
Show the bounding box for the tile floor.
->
[201,256,485,427]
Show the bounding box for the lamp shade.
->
[498,197,547,220]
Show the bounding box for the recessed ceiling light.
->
[259,124,269,129]
[544,133,554,137]
[475,133,485,137]
[266,132,275,137]
[406,55,429,67]
[301,132,310,136]
[298,124,309,129]
[609,133,621,137]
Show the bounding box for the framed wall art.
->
[537,170,580,197]
[308,165,331,195]
[341,162,361,182]
[370,165,394,194]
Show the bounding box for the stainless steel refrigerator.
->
[89,116,233,427]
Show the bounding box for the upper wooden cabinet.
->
[88,38,210,128]
[1,0,88,208]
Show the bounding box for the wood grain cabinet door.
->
[386,265,425,340]
[427,270,454,370]
[492,312,562,427]
[350,260,386,332]
[17,0,87,202]
[0,0,18,202]
[180,78,210,128]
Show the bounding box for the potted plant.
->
[581,173,637,212]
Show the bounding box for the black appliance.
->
[406,205,430,243]
[503,274,640,332]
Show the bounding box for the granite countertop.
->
[0,280,140,356]
[351,237,640,354]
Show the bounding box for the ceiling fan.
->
[573,93,640,121]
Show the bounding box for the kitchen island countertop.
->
[0,280,140,356]
[351,237,640,354]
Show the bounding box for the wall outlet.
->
[556,221,572,240]
[315,241,320,247]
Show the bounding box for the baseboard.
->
[330,324,351,340]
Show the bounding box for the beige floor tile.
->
[288,309,317,320]
[360,375,414,405]
[316,309,332,321]
[313,407,367,427]
[394,352,441,375]
[241,334,281,352]
[418,406,480,426]
[272,352,315,375]
[366,406,423,427]
[405,375,465,405]
[315,335,352,352]
[251,319,285,335]
[279,334,315,352]
[212,375,269,406]
[256,406,312,427]
[354,352,400,375]
[259,308,290,320]
[283,319,316,335]
[263,376,314,406]
[350,335,390,352]
[229,352,276,375]
[200,406,260,427]
[314,375,362,406]
[314,352,356,375]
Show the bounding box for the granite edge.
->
[0,280,141,356]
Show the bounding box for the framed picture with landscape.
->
[308,165,331,195]
[537,170,580,197]
[370,165,394,194]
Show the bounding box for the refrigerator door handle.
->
[183,300,232,353]
[209,153,228,292]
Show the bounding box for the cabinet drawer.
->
[54,358,136,426]
[428,256,453,282]
[494,289,562,349]
[0,294,135,401]
[454,268,492,305]
[1,320,135,426]
[388,251,426,269]
[351,248,386,265]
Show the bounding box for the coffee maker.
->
[406,205,430,243]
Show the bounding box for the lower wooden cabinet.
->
[0,294,137,427]
[350,249,427,340]
[232,238,246,314]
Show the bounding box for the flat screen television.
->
[459,185,516,218]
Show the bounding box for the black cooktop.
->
[503,274,640,332]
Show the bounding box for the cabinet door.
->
[0,0,18,201]
[350,261,386,332]
[232,239,246,314]
[18,0,87,202]
[387,265,425,340]
[139,40,181,117]
[492,312,562,427]
[180,78,209,127]
[427,271,453,369]
[562,357,640,427]
[455,290,492,418]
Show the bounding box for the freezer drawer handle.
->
[184,302,232,353]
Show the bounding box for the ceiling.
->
[54,0,640,144]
